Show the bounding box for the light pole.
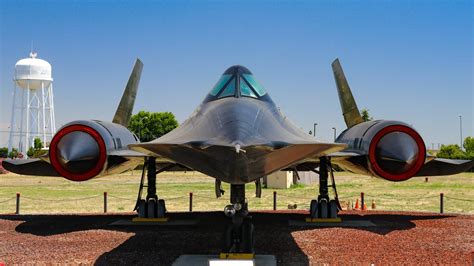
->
[313,123,318,138]
[459,115,463,150]
[332,127,337,141]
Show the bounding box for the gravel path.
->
[0,211,472,265]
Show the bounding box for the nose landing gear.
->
[221,184,255,257]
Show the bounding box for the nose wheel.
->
[221,184,255,255]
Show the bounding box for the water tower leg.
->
[42,82,47,145]
[50,83,56,135]
[26,84,30,157]
[8,84,17,153]
[18,89,25,152]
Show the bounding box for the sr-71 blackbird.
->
[3,58,473,254]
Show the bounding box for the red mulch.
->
[0,211,472,265]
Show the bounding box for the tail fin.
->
[331,58,363,128]
[112,58,144,127]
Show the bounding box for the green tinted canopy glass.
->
[210,74,232,96]
[240,77,257,98]
[243,74,267,97]
[218,77,236,98]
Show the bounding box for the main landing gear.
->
[222,184,255,255]
[308,157,341,220]
[135,157,174,219]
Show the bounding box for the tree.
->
[8,148,19,159]
[0,147,8,158]
[34,137,43,150]
[27,137,47,158]
[463,136,474,153]
[128,111,179,142]
[463,136,474,160]
[360,108,373,122]
[436,144,466,160]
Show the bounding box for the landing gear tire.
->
[223,224,234,252]
[310,199,318,218]
[223,220,254,253]
[329,200,338,218]
[320,199,328,218]
[147,199,156,218]
[157,199,166,217]
[138,199,146,218]
[241,219,255,253]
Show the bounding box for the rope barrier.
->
[444,196,474,202]
[277,194,313,201]
[365,194,439,200]
[21,195,101,202]
[0,198,15,204]
[107,195,136,201]
[193,194,221,200]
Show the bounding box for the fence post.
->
[15,193,20,215]
[440,193,444,214]
[103,192,107,213]
[273,191,277,211]
[189,192,193,212]
[361,192,365,211]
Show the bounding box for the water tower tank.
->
[15,52,53,89]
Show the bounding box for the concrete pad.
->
[173,255,277,266]
[289,219,376,227]
[109,218,199,226]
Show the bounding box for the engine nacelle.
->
[49,120,139,181]
[336,120,426,181]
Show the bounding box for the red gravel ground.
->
[0,210,472,265]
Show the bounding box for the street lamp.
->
[313,123,318,138]
[332,127,337,141]
[459,115,463,150]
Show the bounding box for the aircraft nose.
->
[56,131,101,174]
[374,132,420,174]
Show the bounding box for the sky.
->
[0,0,472,148]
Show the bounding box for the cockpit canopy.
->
[204,65,272,103]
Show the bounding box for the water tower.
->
[8,52,56,157]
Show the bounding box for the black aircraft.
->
[3,58,473,254]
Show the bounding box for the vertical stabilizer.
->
[331,58,363,128]
[113,59,143,127]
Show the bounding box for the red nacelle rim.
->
[49,124,107,182]
[368,125,426,181]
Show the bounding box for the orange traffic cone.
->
[362,203,367,210]
[371,200,376,210]
[354,199,360,210]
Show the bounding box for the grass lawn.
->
[0,171,473,214]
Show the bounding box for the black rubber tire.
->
[310,199,318,218]
[137,200,146,218]
[241,219,255,253]
[222,224,235,253]
[329,200,338,218]
[320,199,328,218]
[147,199,156,218]
[157,199,166,217]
